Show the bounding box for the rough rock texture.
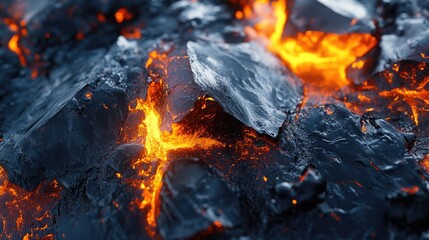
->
[158,160,242,239]
[274,104,429,239]
[0,0,429,239]
[0,37,147,189]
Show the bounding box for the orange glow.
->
[0,167,61,239]
[4,18,29,67]
[115,8,133,23]
[401,186,419,195]
[4,18,19,32]
[378,87,429,126]
[31,68,39,80]
[85,92,93,99]
[121,28,142,39]
[126,51,223,233]
[8,34,27,66]
[239,0,377,93]
[273,31,376,90]
[345,62,429,126]
[130,82,223,231]
[420,154,429,173]
[96,13,106,23]
[213,220,223,228]
[75,32,85,40]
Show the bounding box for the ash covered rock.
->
[372,0,429,73]
[375,19,429,73]
[187,41,302,138]
[158,160,242,239]
[0,37,147,189]
[378,0,429,32]
[171,0,231,27]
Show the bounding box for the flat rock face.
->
[187,41,302,138]
[157,160,242,239]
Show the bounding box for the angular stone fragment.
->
[187,41,301,137]
[0,37,147,189]
[158,160,242,239]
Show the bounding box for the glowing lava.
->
[421,154,429,173]
[127,52,223,233]
[4,18,28,67]
[114,8,133,23]
[379,87,429,126]
[347,63,429,127]
[0,167,61,239]
[238,0,377,92]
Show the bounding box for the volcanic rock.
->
[187,41,302,138]
[157,160,242,239]
[0,37,147,189]
[273,165,327,214]
[273,104,428,238]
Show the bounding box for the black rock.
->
[158,160,242,239]
[0,37,147,189]
[273,104,428,238]
[272,165,326,214]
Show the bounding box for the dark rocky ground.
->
[1,0,429,239]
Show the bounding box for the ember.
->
[0,167,61,239]
[240,0,377,96]
[1,0,429,239]
[127,79,222,232]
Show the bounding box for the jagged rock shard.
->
[158,160,242,239]
[187,41,302,138]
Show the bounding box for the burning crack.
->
[236,0,377,103]
[2,0,429,239]
[125,50,224,235]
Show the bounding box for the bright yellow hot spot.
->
[130,81,223,232]
[8,34,27,66]
[273,31,377,90]
[242,0,377,91]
